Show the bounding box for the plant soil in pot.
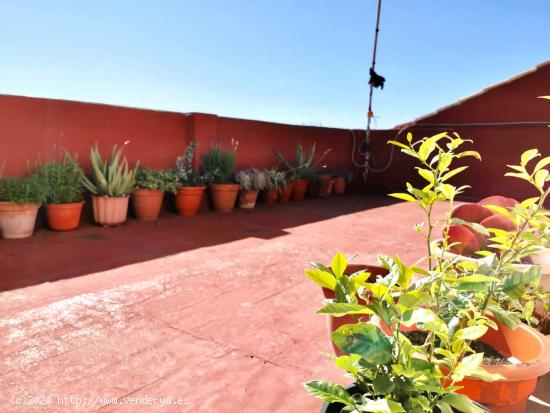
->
[0,202,40,239]
[175,186,206,216]
[132,189,164,221]
[239,190,259,209]
[318,175,331,197]
[279,182,294,202]
[209,183,239,212]
[333,176,346,194]
[46,201,84,231]
[292,179,308,201]
[92,195,129,226]
[307,180,320,198]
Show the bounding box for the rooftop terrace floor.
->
[0,194,547,412]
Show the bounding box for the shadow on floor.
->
[0,193,396,291]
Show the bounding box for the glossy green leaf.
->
[331,323,392,365]
[389,192,417,203]
[303,381,355,407]
[331,252,348,278]
[304,269,336,290]
[520,149,540,167]
[317,303,374,317]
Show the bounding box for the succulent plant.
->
[275,142,331,180]
[263,169,286,191]
[82,142,138,197]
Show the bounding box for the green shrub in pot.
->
[202,141,240,213]
[305,133,549,413]
[0,173,46,238]
[83,141,138,226]
[174,141,206,216]
[34,152,86,231]
[132,167,179,221]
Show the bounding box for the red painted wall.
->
[365,62,550,201]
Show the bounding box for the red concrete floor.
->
[0,194,547,412]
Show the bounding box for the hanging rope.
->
[366,0,384,145]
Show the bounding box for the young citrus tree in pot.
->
[82,142,138,226]
[0,172,45,238]
[35,151,85,231]
[236,168,266,209]
[275,142,331,201]
[174,141,206,217]
[132,168,178,221]
[263,168,286,205]
[202,141,239,213]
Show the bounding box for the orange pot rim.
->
[177,185,206,190]
[0,201,40,210]
[46,201,85,208]
[133,188,165,194]
[92,194,129,199]
[209,183,239,188]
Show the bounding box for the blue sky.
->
[0,0,548,129]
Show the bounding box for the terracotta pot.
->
[279,182,295,203]
[333,176,346,194]
[91,195,129,226]
[319,384,493,413]
[132,189,164,221]
[239,190,259,209]
[263,188,278,205]
[321,264,389,356]
[292,179,308,201]
[372,316,550,413]
[209,183,239,213]
[175,186,205,216]
[0,202,40,239]
[307,180,320,198]
[328,179,335,195]
[46,201,84,231]
[319,175,331,197]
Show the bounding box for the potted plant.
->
[279,178,295,203]
[236,168,266,209]
[332,171,353,194]
[35,151,85,231]
[174,141,206,217]
[275,142,331,201]
[305,133,550,413]
[202,141,239,213]
[318,173,332,197]
[0,173,45,239]
[263,169,286,205]
[82,142,138,226]
[132,167,178,221]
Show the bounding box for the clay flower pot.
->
[321,264,389,356]
[307,180,320,198]
[209,183,239,213]
[279,182,295,203]
[263,188,278,205]
[0,202,40,239]
[328,179,335,195]
[292,179,308,201]
[239,190,259,209]
[91,195,129,226]
[46,201,84,231]
[132,189,164,221]
[175,186,206,216]
[333,176,346,194]
[318,175,331,197]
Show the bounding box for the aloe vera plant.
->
[275,142,331,180]
[82,142,138,196]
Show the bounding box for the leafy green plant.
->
[303,132,549,413]
[201,141,238,184]
[235,168,266,191]
[263,169,286,191]
[275,142,331,180]
[82,142,138,197]
[34,152,85,204]
[135,167,179,193]
[0,173,46,205]
[175,141,205,187]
